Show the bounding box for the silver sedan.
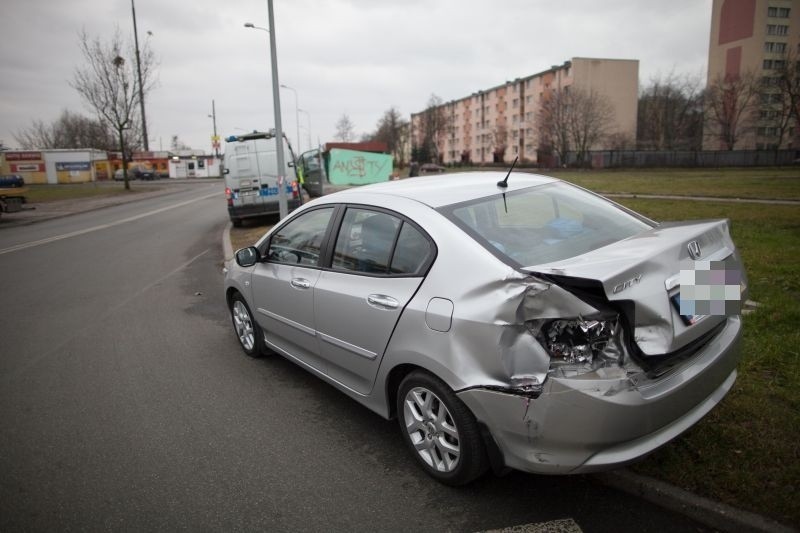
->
[224,172,746,485]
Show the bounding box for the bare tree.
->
[370,107,410,167]
[334,114,356,142]
[170,134,192,152]
[704,70,759,150]
[488,124,508,162]
[538,87,614,166]
[14,109,117,151]
[71,28,156,189]
[537,89,571,164]
[569,89,616,165]
[638,72,704,150]
[763,50,800,149]
[415,94,448,163]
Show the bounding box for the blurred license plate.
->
[670,293,704,326]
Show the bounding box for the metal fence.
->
[558,150,799,168]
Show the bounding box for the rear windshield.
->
[439,182,652,267]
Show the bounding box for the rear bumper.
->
[457,316,742,475]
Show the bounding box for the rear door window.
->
[332,208,433,276]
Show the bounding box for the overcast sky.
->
[0,0,712,155]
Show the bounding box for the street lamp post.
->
[208,99,219,158]
[280,84,300,155]
[131,0,149,152]
[244,2,288,219]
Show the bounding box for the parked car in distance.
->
[130,162,156,180]
[224,172,747,485]
[113,163,156,181]
[419,163,446,174]
[113,168,130,181]
[0,174,25,188]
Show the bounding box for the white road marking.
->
[0,191,219,256]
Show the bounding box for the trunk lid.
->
[525,219,746,356]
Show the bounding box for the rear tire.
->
[397,371,488,485]
[229,292,265,358]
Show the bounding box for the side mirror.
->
[235,246,261,267]
[223,168,230,175]
[287,161,295,168]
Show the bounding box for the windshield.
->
[440,182,652,267]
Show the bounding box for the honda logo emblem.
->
[687,240,701,259]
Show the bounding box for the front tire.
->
[229,292,265,358]
[397,371,488,485]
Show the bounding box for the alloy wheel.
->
[232,300,255,352]
[402,386,461,472]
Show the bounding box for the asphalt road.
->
[0,183,707,532]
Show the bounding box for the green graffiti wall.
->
[327,149,392,185]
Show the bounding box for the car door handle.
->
[367,294,399,309]
[290,278,312,289]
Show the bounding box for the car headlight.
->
[533,315,626,378]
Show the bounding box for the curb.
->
[603,192,800,205]
[593,470,796,533]
[222,221,234,263]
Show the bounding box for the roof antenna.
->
[497,156,518,188]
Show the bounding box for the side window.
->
[333,209,400,274]
[390,223,432,275]
[266,207,334,266]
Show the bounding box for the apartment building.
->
[410,57,638,165]
[706,0,799,149]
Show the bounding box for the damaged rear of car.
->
[430,179,747,476]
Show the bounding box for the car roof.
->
[331,171,559,208]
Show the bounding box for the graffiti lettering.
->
[331,156,389,178]
[327,149,393,186]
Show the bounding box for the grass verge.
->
[549,167,800,200]
[229,217,276,252]
[616,198,800,526]
[440,166,800,201]
[23,182,155,203]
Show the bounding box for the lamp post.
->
[208,99,219,158]
[131,0,149,152]
[298,108,312,150]
[280,84,300,155]
[244,2,288,219]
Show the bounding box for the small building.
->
[1,149,108,184]
[168,155,221,178]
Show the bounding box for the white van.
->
[224,131,302,226]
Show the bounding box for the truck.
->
[0,175,29,219]
[223,131,303,226]
[296,142,393,198]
